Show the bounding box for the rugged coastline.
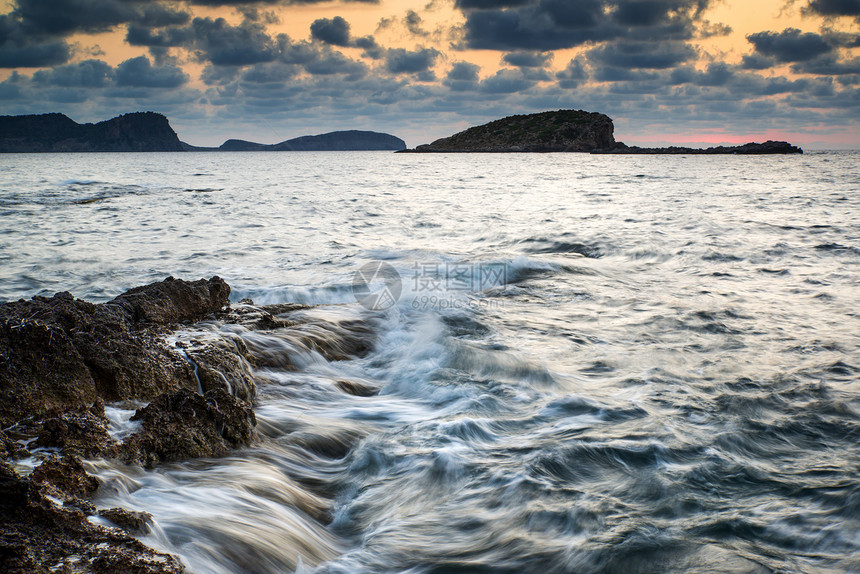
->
[0,277,373,572]
[0,112,185,153]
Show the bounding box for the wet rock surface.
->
[32,400,117,458]
[99,508,154,534]
[0,277,230,426]
[0,460,184,573]
[120,388,256,467]
[30,454,100,501]
[0,429,26,460]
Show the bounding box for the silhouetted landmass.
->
[184,130,407,151]
[0,112,184,152]
[1,112,406,153]
[406,109,617,152]
[404,109,802,154]
[598,141,803,154]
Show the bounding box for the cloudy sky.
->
[1,0,858,148]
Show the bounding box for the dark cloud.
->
[741,53,774,70]
[115,55,188,87]
[310,16,351,46]
[821,29,860,47]
[304,49,367,77]
[502,51,552,67]
[457,0,711,51]
[455,0,532,7]
[0,36,70,68]
[277,38,319,65]
[240,61,298,83]
[479,68,535,93]
[189,0,378,5]
[613,0,674,26]
[747,28,833,63]
[444,61,481,91]
[804,0,860,17]
[200,64,240,85]
[556,57,588,88]
[404,10,429,36]
[191,17,279,66]
[459,0,606,50]
[354,35,384,59]
[385,47,440,74]
[447,61,480,81]
[593,66,660,82]
[792,55,860,75]
[0,12,71,68]
[137,5,191,27]
[697,20,731,38]
[125,24,194,47]
[32,59,113,87]
[587,41,696,69]
[11,0,142,35]
[669,62,732,86]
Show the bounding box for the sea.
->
[1,151,859,573]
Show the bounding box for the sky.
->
[0,0,858,148]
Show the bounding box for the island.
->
[184,130,406,152]
[0,112,407,153]
[402,109,802,154]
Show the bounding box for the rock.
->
[99,508,153,533]
[0,460,184,573]
[335,378,379,397]
[187,341,256,402]
[0,277,229,427]
[32,400,117,458]
[0,309,101,427]
[0,112,185,153]
[407,109,617,152]
[120,388,256,467]
[110,276,230,324]
[0,429,27,461]
[30,454,100,501]
[593,139,803,154]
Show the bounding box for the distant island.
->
[0,112,406,153]
[403,109,803,154]
[183,130,406,152]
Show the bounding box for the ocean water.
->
[1,151,859,573]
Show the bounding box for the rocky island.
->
[0,277,374,572]
[409,109,617,153]
[404,109,802,154]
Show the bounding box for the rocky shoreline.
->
[0,277,373,572]
[595,140,803,154]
